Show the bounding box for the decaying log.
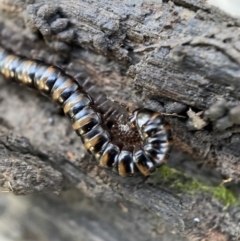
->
[0,1,240,241]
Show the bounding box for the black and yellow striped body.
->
[133,109,173,176]
[0,46,173,177]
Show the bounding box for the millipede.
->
[0,45,173,177]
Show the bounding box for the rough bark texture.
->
[0,1,240,241]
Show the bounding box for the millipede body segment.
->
[0,46,173,177]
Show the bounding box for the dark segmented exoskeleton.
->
[0,46,173,177]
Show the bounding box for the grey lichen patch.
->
[229,105,240,124]
[205,99,240,131]
[205,99,228,121]
[26,4,74,52]
[25,2,130,60]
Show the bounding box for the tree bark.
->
[0,1,240,241]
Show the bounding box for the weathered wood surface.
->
[0,0,240,241]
